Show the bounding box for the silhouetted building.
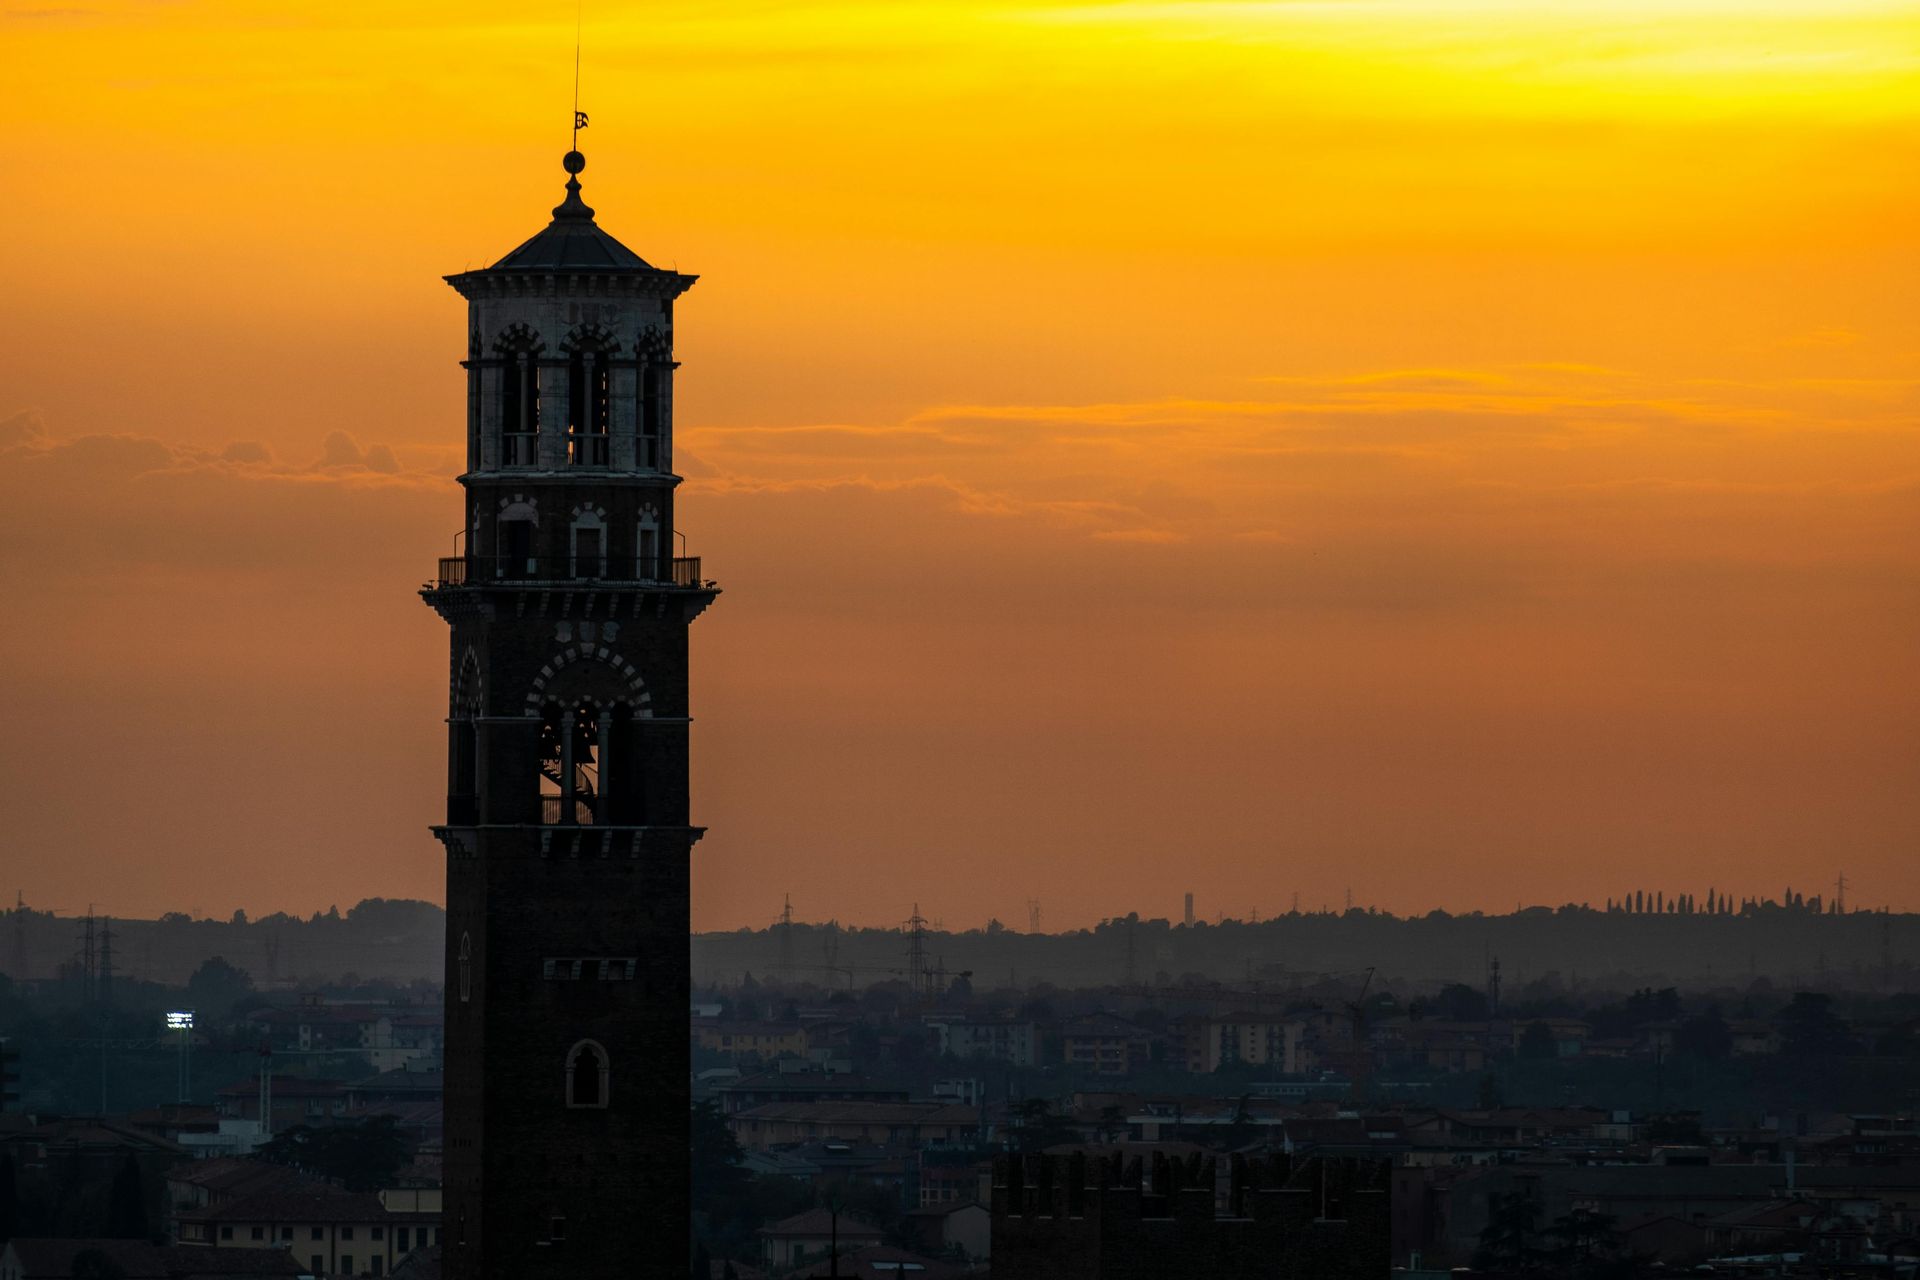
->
[992,1152,1389,1279]
[423,146,716,1279]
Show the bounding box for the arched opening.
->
[457,933,472,1004]
[570,510,606,581]
[639,364,665,470]
[636,506,660,583]
[537,700,603,825]
[450,650,482,821]
[566,1040,609,1108]
[494,327,545,467]
[567,342,612,467]
[495,501,538,579]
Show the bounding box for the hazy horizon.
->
[4,0,1917,931]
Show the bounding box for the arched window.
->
[570,509,606,581]
[639,364,664,470]
[537,701,602,826]
[636,324,670,471]
[458,933,472,1004]
[566,1040,609,1108]
[451,650,482,816]
[494,326,545,467]
[636,506,660,583]
[495,500,538,579]
[566,332,614,467]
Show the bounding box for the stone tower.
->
[423,148,715,1278]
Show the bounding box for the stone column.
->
[560,710,577,824]
[539,361,571,469]
[596,709,614,825]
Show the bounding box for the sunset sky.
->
[3,0,1917,931]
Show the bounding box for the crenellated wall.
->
[990,1151,1390,1280]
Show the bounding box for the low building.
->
[0,1240,304,1280]
[727,1101,984,1153]
[215,1078,348,1132]
[693,1021,810,1062]
[757,1208,884,1271]
[903,1200,990,1261]
[176,1182,438,1278]
[717,1070,910,1116]
[931,1019,1038,1068]
[919,1156,991,1209]
[1060,1014,1149,1077]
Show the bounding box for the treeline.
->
[692,904,1920,993]
[1,897,445,988]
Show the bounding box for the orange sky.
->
[2,0,1918,931]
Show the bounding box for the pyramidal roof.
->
[479,150,657,273]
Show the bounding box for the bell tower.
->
[423,147,716,1279]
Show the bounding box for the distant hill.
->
[8,896,1913,995]
[692,905,1920,995]
[2,897,445,987]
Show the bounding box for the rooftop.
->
[445,150,697,294]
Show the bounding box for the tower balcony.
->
[430,555,711,590]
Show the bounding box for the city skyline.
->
[4,0,1919,932]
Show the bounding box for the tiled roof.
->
[788,1245,961,1279]
[2,1120,186,1153]
[216,1078,344,1098]
[164,1157,312,1197]
[446,155,697,293]
[760,1208,885,1240]
[177,1184,392,1225]
[485,169,655,273]
[3,1240,304,1278]
[732,1101,981,1127]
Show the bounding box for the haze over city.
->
[4,0,1918,933]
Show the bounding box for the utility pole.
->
[258,1044,275,1138]
[905,905,929,1002]
[778,894,794,979]
[1027,899,1042,934]
[98,916,115,1007]
[10,892,27,984]
[77,907,97,1003]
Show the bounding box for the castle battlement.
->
[990,1151,1389,1279]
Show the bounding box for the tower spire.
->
[562,1,592,217]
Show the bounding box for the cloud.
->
[317,430,400,473]
[221,440,273,463]
[679,365,1920,565]
[0,410,47,447]
[0,417,417,484]
[4,364,1917,927]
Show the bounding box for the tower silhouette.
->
[424,146,716,1279]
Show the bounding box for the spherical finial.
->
[563,150,586,175]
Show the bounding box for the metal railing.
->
[432,555,706,589]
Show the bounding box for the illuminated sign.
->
[166,1011,195,1030]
